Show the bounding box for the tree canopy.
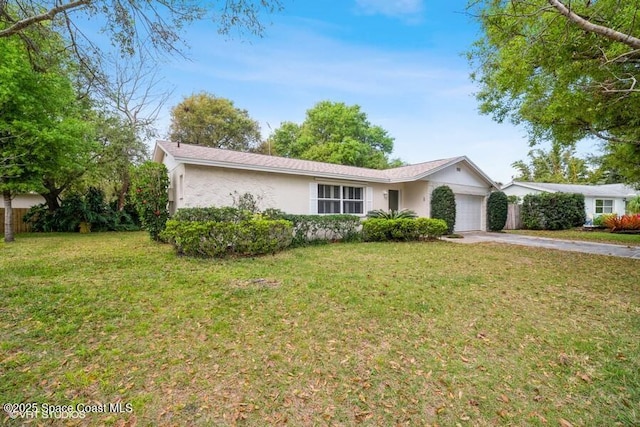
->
[468,0,640,186]
[511,141,590,183]
[0,33,95,240]
[266,101,400,169]
[169,92,262,151]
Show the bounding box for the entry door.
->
[389,190,399,211]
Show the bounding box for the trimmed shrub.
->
[278,214,362,246]
[521,192,586,230]
[131,162,170,241]
[430,186,456,234]
[172,206,252,223]
[362,218,447,242]
[415,217,448,239]
[162,218,293,258]
[487,191,508,232]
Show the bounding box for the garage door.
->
[455,194,483,232]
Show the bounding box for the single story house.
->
[501,181,639,220]
[153,141,499,232]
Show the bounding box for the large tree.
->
[0,34,94,242]
[267,101,399,169]
[169,92,262,151]
[468,0,640,186]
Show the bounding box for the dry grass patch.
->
[1,232,638,426]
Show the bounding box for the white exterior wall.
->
[403,181,429,217]
[585,196,627,220]
[171,164,429,216]
[181,165,311,213]
[12,194,45,208]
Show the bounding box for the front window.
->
[318,184,364,214]
[595,199,613,214]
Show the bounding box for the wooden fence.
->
[0,208,32,234]
[504,204,522,230]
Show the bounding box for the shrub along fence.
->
[0,208,31,234]
[521,192,585,230]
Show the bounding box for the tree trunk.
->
[117,171,130,211]
[4,189,14,243]
[40,178,62,212]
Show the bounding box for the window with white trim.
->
[317,184,364,214]
[595,199,613,214]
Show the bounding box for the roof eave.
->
[172,156,390,183]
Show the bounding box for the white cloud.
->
[354,0,424,18]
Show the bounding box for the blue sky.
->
[145,0,567,183]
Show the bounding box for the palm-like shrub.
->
[366,209,417,219]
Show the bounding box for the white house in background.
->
[152,141,500,232]
[501,181,639,220]
[11,193,45,209]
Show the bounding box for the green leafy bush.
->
[162,218,293,258]
[131,162,170,241]
[487,191,508,231]
[172,206,253,223]
[23,187,139,232]
[627,195,640,214]
[592,214,615,227]
[362,218,447,242]
[521,192,586,230]
[430,186,456,234]
[275,214,362,246]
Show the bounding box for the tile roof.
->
[155,140,479,184]
[505,181,639,197]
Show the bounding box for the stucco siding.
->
[11,194,45,209]
[181,165,311,213]
[403,181,429,217]
[428,163,490,190]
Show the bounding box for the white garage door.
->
[455,194,483,232]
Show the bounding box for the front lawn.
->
[508,229,640,246]
[1,233,638,426]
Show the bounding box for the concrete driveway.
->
[449,232,640,259]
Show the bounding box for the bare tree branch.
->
[548,0,640,49]
[0,0,90,38]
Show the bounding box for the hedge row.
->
[362,218,448,242]
[162,219,293,258]
[278,214,362,246]
[164,207,448,258]
[521,192,586,230]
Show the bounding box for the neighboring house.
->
[501,181,639,221]
[11,193,45,209]
[153,141,499,232]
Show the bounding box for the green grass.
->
[508,229,640,246]
[1,232,639,426]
